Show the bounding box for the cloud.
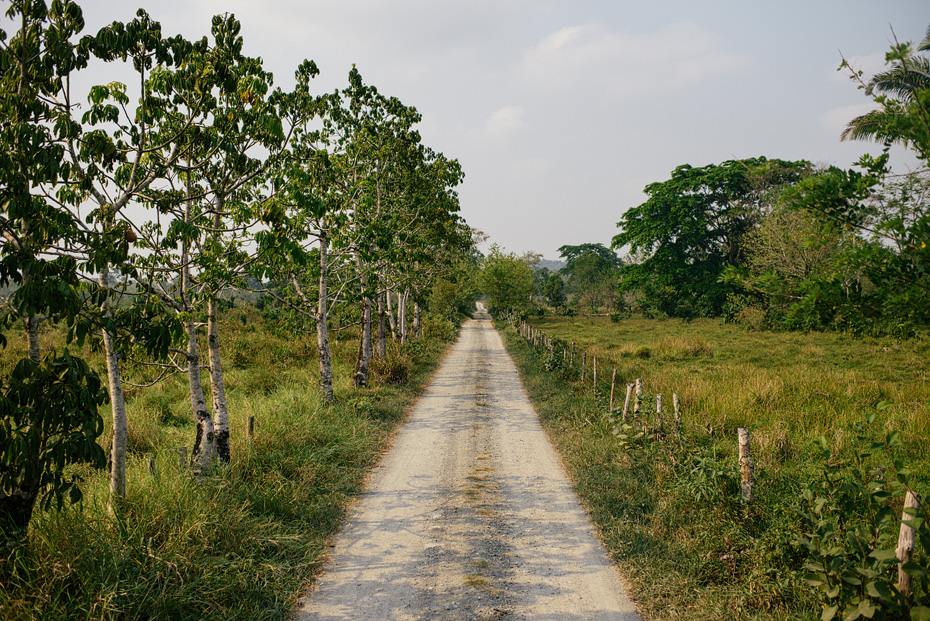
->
[481,105,526,136]
[520,20,750,100]
[819,102,878,136]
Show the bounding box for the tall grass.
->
[0,309,456,620]
[503,314,929,619]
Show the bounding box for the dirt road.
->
[297,304,640,620]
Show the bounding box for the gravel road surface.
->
[297,304,640,620]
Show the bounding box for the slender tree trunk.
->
[100,268,128,501]
[385,285,398,339]
[24,315,40,364]
[377,289,387,359]
[207,297,229,462]
[354,295,372,387]
[188,320,215,472]
[207,198,230,462]
[182,171,214,471]
[413,302,421,338]
[317,227,334,402]
[399,288,408,344]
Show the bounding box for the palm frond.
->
[868,56,930,100]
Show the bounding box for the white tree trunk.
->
[385,286,398,340]
[207,297,230,463]
[354,269,372,387]
[413,302,421,338]
[100,268,128,501]
[377,289,387,359]
[317,228,334,402]
[188,320,215,472]
[399,289,408,344]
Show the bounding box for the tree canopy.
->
[612,157,808,317]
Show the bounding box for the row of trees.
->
[608,26,930,334]
[0,0,473,548]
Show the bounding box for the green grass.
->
[501,314,930,620]
[0,307,458,620]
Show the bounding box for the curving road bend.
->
[297,303,640,620]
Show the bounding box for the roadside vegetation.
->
[500,313,929,619]
[0,303,465,619]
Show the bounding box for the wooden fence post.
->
[634,378,643,415]
[897,490,922,598]
[673,393,681,437]
[622,383,634,422]
[581,351,587,383]
[609,368,617,412]
[571,342,575,365]
[738,427,754,504]
[593,356,598,392]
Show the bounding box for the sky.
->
[46,1,930,259]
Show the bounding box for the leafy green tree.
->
[782,157,930,333]
[558,243,619,314]
[479,244,534,313]
[543,272,566,307]
[0,0,107,546]
[612,158,808,317]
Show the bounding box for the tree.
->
[543,272,566,307]
[841,26,930,156]
[479,244,534,313]
[0,0,107,546]
[558,243,619,314]
[612,157,808,317]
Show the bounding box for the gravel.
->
[297,304,640,620]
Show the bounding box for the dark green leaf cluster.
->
[798,414,930,620]
[0,350,107,542]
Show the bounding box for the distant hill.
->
[535,258,566,272]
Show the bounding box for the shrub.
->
[371,348,411,385]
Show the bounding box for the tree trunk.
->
[183,171,214,472]
[317,227,334,402]
[377,289,387,359]
[354,268,372,388]
[385,286,398,340]
[399,289,408,344]
[100,268,128,501]
[413,302,421,338]
[207,297,230,462]
[188,320,215,472]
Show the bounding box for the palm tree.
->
[841,25,930,156]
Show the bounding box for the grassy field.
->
[503,314,930,620]
[0,306,459,620]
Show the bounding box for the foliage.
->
[0,306,456,619]
[612,157,809,317]
[798,412,930,620]
[543,273,566,307]
[558,242,620,314]
[479,244,535,313]
[503,314,930,619]
[0,351,107,543]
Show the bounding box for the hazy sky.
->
[62,1,930,259]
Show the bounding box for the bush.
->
[422,315,458,341]
[371,348,412,385]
